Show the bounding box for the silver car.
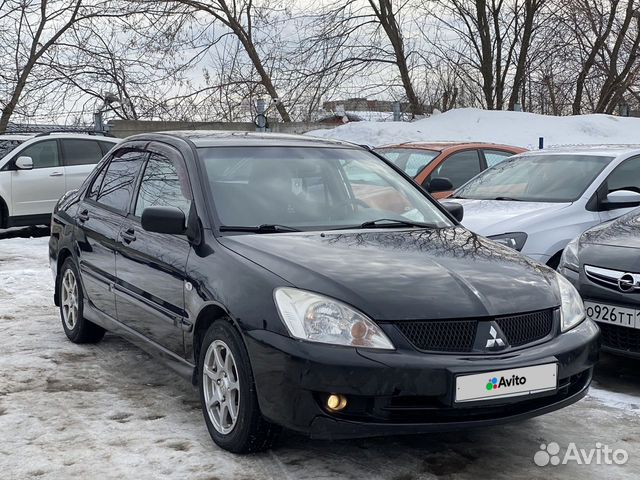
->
[449,145,640,268]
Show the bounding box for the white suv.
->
[0,132,119,228]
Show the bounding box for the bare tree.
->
[299,1,426,116]
[46,3,201,122]
[169,0,293,122]
[0,0,122,131]
[367,1,424,114]
[422,0,547,111]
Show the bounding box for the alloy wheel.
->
[61,269,79,330]
[202,339,241,434]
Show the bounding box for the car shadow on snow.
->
[593,352,640,397]
[0,225,49,240]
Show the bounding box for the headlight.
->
[488,232,528,251]
[559,236,580,272]
[274,288,394,350]
[556,273,586,332]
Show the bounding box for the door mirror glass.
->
[605,189,640,208]
[15,156,33,170]
[441,201,464,222]
[427,177,454,193]
[141,206,186,235]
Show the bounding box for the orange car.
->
[375,142,526,199]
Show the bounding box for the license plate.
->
[584,301,639,329]
[455,363,557,403]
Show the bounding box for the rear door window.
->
[61,139,104,166]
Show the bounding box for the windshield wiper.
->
[355,218,437,229]
[219,224,302,233]
[492,196,522,201]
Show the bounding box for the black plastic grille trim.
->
[395,309,555,353]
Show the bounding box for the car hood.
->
[219,227,560,321]
[452,199,572,235]
[581,209,640,249]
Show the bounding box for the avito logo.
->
[486,375,527,391]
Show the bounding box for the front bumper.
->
[245,319,600,439]
[568,261,640,358]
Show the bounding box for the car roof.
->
[0,134,35,141]
[375,141,523,153]
[136,130,359,149]
[0,132,119,141]
[521,144,640,157]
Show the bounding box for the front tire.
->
[58,258,105,344]
[198,320,281,453]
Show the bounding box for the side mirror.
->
[427,177,453,193]
[604,190,640,209]
[15,156,33,170]
[441,201,464,222]
[141,206,186,235]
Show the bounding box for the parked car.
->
[0,131,119,228]
[49,131,598,454]
[559,208,640,358]
[450,146,640,268]
[375,142,525,198]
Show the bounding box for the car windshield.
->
[454,154,613,202]
[199,146,453,231]
[376,148,439,177]
[0,139,25,158]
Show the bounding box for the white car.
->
[0,132,119,228]
[449,145,640,268]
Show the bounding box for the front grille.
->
[396,319,477,352]
[396,309,555,353]
[495,309,554,347]
[599,322,640,353]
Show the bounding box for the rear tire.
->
[58,258,105,344]
[198,320,281,453]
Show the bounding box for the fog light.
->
[326,394,347,412]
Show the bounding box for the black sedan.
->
[49,131,599,453]
[559,208,640,358]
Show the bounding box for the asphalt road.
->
[0,228,638,480]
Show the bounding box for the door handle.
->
[78,209,89,222]
[121,228,136,243]
[50,171,63,177]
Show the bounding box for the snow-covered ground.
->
[1,231,639,479]
[307,108,640,149]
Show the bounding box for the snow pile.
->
[307,108,640,149]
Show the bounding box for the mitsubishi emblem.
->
[486,325,506,349]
